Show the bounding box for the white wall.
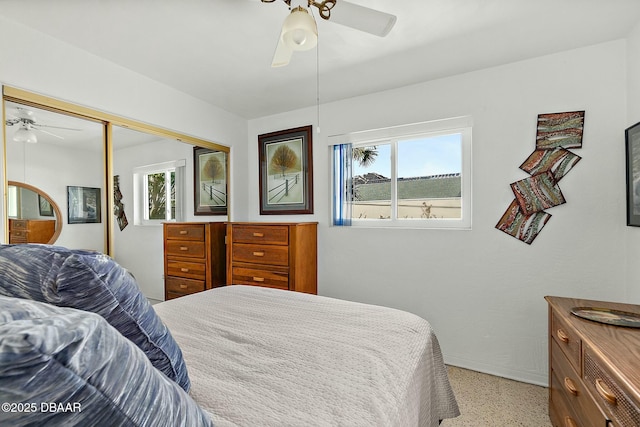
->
[626,21,640,303]
[248,40,629,385]
[0,16,247,278]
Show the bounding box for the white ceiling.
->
[1,0,640,119]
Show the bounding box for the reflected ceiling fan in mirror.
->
[5,107,81,143]
[262,0,397,67]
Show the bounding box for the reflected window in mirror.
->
[133,160,186,225]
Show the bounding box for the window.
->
[331,117,472,229]
[133,160,185,225]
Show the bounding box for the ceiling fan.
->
[5,107,81,143]
[262,0,397,67]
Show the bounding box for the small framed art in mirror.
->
[626,121,640,227]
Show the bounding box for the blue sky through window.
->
[353,133,462,178]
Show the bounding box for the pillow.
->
[0,244,190,392]
[0,296,212,427]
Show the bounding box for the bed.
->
[154,285,460,427]
[0,244,459,426]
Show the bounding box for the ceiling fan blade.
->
[272,32,293,67]
[329,1,396,37]
[36,128,65,140]
[34,123,83,131]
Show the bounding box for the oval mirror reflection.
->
[8,181,62,244]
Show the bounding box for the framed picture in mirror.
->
[194,147,228,216]
[626,121,640,227]
[67,186,101,224]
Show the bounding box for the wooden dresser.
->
[9,219,56,244]
[163,222,226,300]
[546,296,640,427]
[226,222,317,294]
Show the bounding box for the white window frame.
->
[330,116,472,229]
[133,159,186,225]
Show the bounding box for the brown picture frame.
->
[258,125,313,215]
[194,146,228,216]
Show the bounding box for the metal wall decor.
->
[496,111,584,244]
[113,175,128,231]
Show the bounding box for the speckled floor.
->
[442,366,552,427]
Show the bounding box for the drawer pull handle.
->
[253,251,265,257]
[253,232,264,237]
[563,416,578,427]
[563,377,579,396]
[180,247,189,251]
[252,277,265,282]
[557,329,570,343]
[180,268,189,273]
[179,284,188,289]
[595,378,617,405]
[179,230,188,235]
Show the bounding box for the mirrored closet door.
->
[4,99,106,251]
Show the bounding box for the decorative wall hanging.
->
[536,111,585,149]
[113,175,128,231]
[496,110,585,244]
[519,147,581,181]
[510,171,566,215]
[496,200,551,244]
[194,147,228,216]
[626,121,640,226]
[258,125,314,215]
[67,186,101,224]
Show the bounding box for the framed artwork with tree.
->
[194,146,228,215]
[258,125,313,215]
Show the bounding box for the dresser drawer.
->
[550,369,583,427]
[232,243,289,266]
[166,259,206,280]
[10,220,28,230]
[232,225,289,245]
[9,233,27,244]
[584,346,640,427]
[165,277,205,295]
[552,339,607,426]
[10,230,27,238]
[231,266,288,290]
[165,240,206,258]
[165,223,206,241]
[552,311,581,374]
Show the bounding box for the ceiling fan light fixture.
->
[282,6,317,51]
[13,124,38,143]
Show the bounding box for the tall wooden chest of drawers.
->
[226,222,317,294]
[546,296,640,427]
[163,222,226,300]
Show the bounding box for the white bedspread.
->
[154,285,459,427]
